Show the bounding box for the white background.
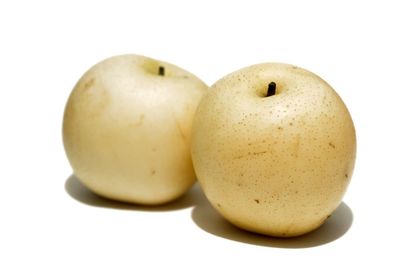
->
[1,0,399,266]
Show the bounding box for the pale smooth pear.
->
[63,54,208,204]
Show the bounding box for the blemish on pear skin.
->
[83,77,95,90]
[217,203,222,208]
[328,142,336,149]
[85,86,110,118]
[254,199,260,204]
[151,169,156,175]
[278,126,283,130]
[253,150,267,156]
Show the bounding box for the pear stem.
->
[158,66,165,76]
[266,82,276,97]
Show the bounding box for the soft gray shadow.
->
[65,175,203,212]
[191,189,353,248]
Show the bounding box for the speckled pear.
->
[191,63,356,237]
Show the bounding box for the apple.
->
[63,54,207,204]
[191,63,356,237]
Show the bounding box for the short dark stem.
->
[158,66,165,76]
[266,82,276,97]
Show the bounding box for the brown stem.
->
[266,82,276,97]
[158,66,165,76]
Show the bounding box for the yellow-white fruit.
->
[191,63,356,237]
[63,54,207,204]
